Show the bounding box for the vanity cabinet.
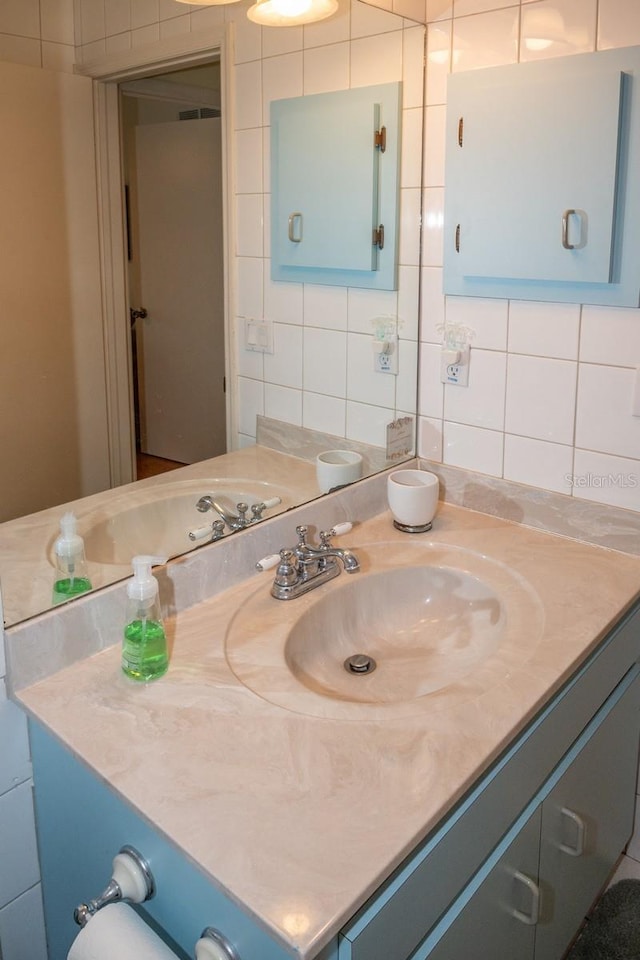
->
[28,601,640,960]
[414,665,640,960]
[444,45,640,306]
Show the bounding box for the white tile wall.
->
[443,420,504,474]
[264,323,304,388]
[598,0,640,49]
[422,0,640,515]
[304,284,348,330]
[520,0,597,62]
[505,355,577,444]
[508,300,580,359]
[303,390,346,434]
[303,327,347,397]
[575,364,640,461]
[0,0,75,70]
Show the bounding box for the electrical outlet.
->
[375,351,394,374]
[373,335,398,375]
[440,345,470,386]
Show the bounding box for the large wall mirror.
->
[0,5,425,627]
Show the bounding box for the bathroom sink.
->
[50,479,288,567]
[285,566,505,703]
[225,541,544,720]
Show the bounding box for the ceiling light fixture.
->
[247,0,338,27]
[174,0,243,5]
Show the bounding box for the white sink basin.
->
[225,541,544,720]
[285,566,505,704]
[50,479,287,567]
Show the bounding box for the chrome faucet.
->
[268,523,359,600]
[196,494,281,532]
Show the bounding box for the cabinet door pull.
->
[288,212,303,243]
[512,871,540,925]
[561,208,586,250]
[559,807,586,857]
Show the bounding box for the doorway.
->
[120,62,227,481]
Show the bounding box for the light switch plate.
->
[244,318,274,354]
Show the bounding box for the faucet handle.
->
[295,525,309,546]
[319,521,353,546]
[274,549,298,588]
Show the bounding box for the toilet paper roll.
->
[68,903,180,960]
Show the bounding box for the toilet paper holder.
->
[74,845,156,927]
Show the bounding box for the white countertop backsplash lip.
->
[12,499,640,959]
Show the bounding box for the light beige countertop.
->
[14,505,640,959]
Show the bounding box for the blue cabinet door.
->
[271,83,401,290]
[416,808,541,960]
[444,45,640,306]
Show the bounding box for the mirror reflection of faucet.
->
[189,494,282,541]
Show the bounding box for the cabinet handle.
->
[288,212,303,243]
[512,871,540,925]
[561,208,584,250]
[559,807,586,857]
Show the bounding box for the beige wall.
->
[0,62,110,522]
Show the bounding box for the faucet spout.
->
[301,545,360,573]
[196,495,247,531]
[270,523,359,600]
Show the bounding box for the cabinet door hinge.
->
[373,224,385,249]
[458,116,464,147]
[374,126,386,153]
[455,223,461,253]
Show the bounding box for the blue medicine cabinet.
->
[271,82,402,290]
[444,45,640,306]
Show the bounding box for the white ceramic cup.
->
[316,450,363,493]
[387,469,439,532]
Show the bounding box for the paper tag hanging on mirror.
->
[386,416,414,461]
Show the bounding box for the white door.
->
[134,118,225,464]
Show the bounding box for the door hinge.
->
[458,117,464,147]
[374,126,386,153]
[455,223,461,253]
[223,375,226,393]
[373,224,385,250]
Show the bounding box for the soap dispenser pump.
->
[52,512,92,604]
[122,555,169,682]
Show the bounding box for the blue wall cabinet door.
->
[444,45,640,306]
[271,83,402,290]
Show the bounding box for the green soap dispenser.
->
[52,512,92,604]
[122,555,169,682]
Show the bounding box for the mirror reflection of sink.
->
[225,542,545,720]
[49,479,288,567]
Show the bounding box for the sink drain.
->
[344,654,377,675]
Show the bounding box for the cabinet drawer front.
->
[339,603,640,960]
